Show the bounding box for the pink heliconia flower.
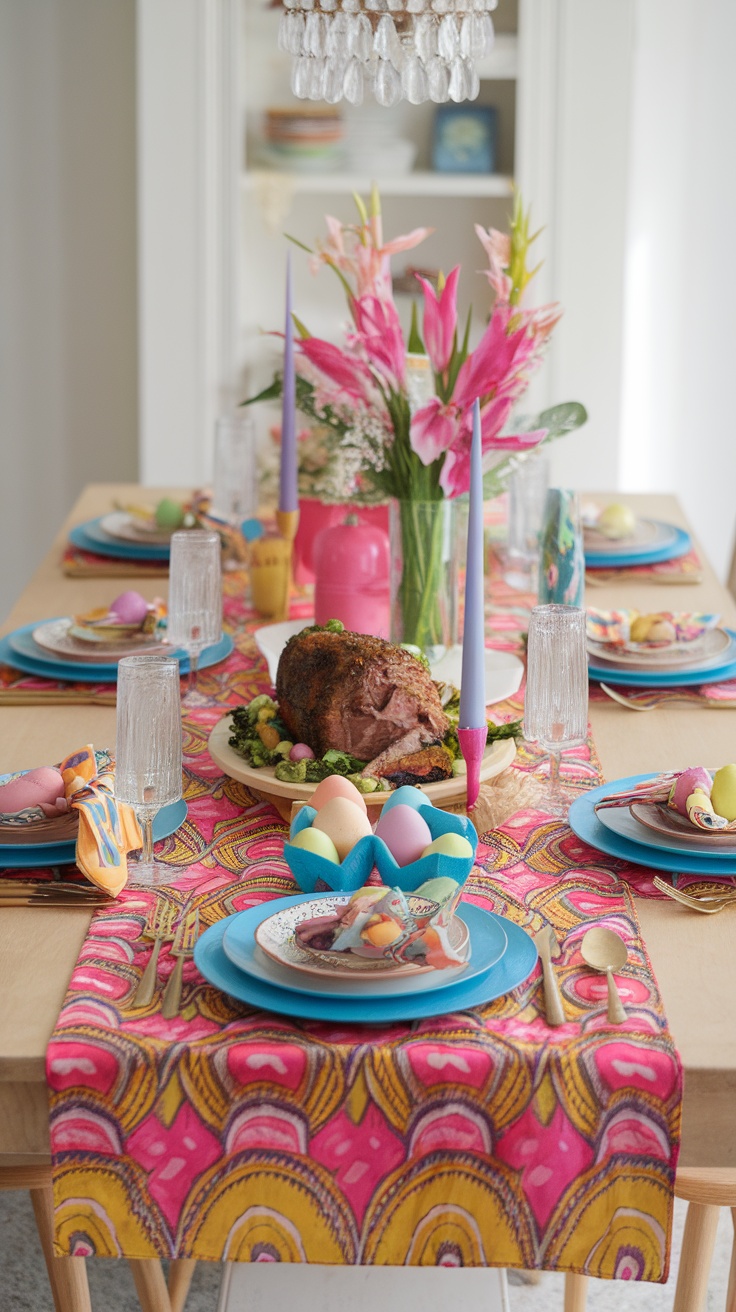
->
[297,337,374,401]
[409,397,461,466]
[475,224,513,302]
[352,294,407,389]
[417,266,460,374]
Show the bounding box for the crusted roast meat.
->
[275,626,449,766]
[372,745,454,788]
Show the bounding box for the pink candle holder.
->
[313,515,390,638]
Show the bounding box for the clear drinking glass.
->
[523,604,589,815]
[115,655,184,887]
[505,451,550,592]
[167,530,223,695]
[210,414,257,529]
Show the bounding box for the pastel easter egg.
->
[155,498,185,530]
[109,590,149,624]
[420,834,474,860]
[374,804,433,867]
[0,766,65,814]
[710,765,736,821]
[290,826,340,864]
[671,766,712,816]
[311,774,368,815]
[380,785,432,816]
[597,503,636,540]
[312,796,372,861]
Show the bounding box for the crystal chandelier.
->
[278,0,498,107]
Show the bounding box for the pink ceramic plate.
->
[629,800,736,846]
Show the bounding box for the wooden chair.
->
[562,1168,736,1312]
[0,1163,196,1312]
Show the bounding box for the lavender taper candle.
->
[458,397,488,808]
[279,252,298,515]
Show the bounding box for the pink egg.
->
[0,766,65,814]
[311,774,367,814]
[374,804,433,867]
[109,590,149,624]
[671,767,712,815]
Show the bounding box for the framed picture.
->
[432,105,497,175]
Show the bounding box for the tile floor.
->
[0,1192,732,1310]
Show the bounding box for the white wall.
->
[0,0,138,623]
[620,0,736,578]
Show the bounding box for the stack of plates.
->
[0,785,186,870]
[583,517,691,568]
[194,892,538,1022]
[70,513,173,561]
[587,625,736,688]
[259,108,345,172]
[0,618,233,683]
[569,774,736,878]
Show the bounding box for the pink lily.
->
[417,266,460,374]
[297,337,374,402]
[352,294,407,389]
[454,304,539,408]
[409,398,461,466]
[475,224,513,302]
[439,396,547,497]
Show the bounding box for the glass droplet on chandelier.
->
[282,0,492,104]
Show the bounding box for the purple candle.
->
[457,398,488,808]
[279,252,298,514]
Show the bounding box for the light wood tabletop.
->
[0,484,735,1169]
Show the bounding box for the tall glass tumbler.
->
[167,530,223,695]
[523,604,588,815]
[115,655,184,887]
[210,414,257,528]
[505,451,549,592]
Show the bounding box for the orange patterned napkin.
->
[60,747,141,897]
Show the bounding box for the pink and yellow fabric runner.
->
[37,563,684,1282]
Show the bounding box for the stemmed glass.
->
[523,604,589,815]
[167,530,223,695]
[115,655,184,887]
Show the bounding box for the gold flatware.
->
[0,879,103,896]
[162,908,200,1019]
[652,876,736,914]
[581,926,628,1024]
[0,896,110,908]
[131,899,178,1009]
[536,926,566,1026]
[598,683,736,712]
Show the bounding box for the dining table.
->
[1,483,735,1312]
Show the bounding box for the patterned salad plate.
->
[586,627,731,671]
[98,511,175,546]
[628,800,736,850]
[222,895,509,1000]
[251,893,473,981]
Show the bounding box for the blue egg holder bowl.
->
[285,802,478,895]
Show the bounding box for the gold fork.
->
[599,683,736,712]
[132,899,178,1008]
[653,875,736,914]
[162,908,200,1019]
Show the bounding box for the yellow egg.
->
[312,796,372,861]
[290,827,340,864]
[363,917,402,947]
[597,503,636,540]
[311,774,368,814]
[710,765,736,821]
[420,834,474,860]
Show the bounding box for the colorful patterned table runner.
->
[38,560,684,1282]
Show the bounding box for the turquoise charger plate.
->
[70,517,171,560]
[569,776,736,877]
[0,623,233,684]
[0,798,188,869]
[584,521,690,568]
[195,897,538,1023]
[588,628,736,687]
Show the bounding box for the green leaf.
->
[292,313,311,340]
[285,233,314,254]
[407,302,425,354]
[240,374,282,406]
[513,401,588,439]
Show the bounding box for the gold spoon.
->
[581,926,628,1024]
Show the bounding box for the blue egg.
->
[380,785,433,817]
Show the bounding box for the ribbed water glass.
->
[167,530,223,695]
[523,604,588,815]
[210,414,257,528]
[115,655,183,887]
[505,451,550,592]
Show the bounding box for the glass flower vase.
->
[389,498,464,663]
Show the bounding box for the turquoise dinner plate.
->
[0,624,233,684]
[0,798,188,868]
[568,776,736,877]
[70,517,171,561]
[221,894,508,1000]
[195,897,538,1023]
[588,630,736,687]
[584,521,691,568]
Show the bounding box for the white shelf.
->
[243,170,514,199]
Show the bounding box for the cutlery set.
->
[653,876,736,914]
[130,900,201,1016]
[534,922,630,1026]
[0,879,111,909]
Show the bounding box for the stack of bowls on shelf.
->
[260,107,345,172]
